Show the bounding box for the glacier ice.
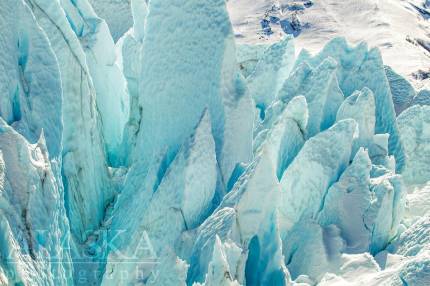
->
[397,105,430,185]
[133,0,254,185]
[246,37,295,114]
[412,89,430,106]
[294,38,405,173]
[384,65,416,115]
[0,118,72,285]
[1,0,430,285]
[0,0,63,158]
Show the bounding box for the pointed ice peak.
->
[292,48,312,71]
[318,147,373,253]
[253,95,308,179]
[337,87,376,156]
[136,0,240,172]
[282,95,308,132]
[189,109,213,148]
[247,36,295,109]
[279,118,358,233]
[201,235,239,286]
[330,119,359,140]
[277,56,344,138]
[37,128,46,145]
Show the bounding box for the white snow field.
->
[0,0,429,285]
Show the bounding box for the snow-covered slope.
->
[0,0,430,286]
[228,0,430,90]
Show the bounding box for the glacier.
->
[0,0,429,285]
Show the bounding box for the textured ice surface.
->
[0,0,62,158]
[133,0,254,186]
[398,105,430,185]
[88,0,133,42]
[28,0,114,246]
[1,1,430,286]
[0,118,72,285]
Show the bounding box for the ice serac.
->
[318,148,404,255]
[27,0,114,243]
[298,38,405,172]
[60,0,129,165]
[103,111,217,285]
[195,236,240,286]
[397,105,430,185]
[277,57,344,138]
[135,0,253,183]
[278,119,357,234]
[247,37,295,114]
[336,88,375,157]
[254,96,308,179]
[187,132,293,285]
[0,119,72,285]
[0,0,62,158]
[130,0,147,42]
[318,149,373,253]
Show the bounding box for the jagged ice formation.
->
[0,0,429,285]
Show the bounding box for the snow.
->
[227,0,430,90]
